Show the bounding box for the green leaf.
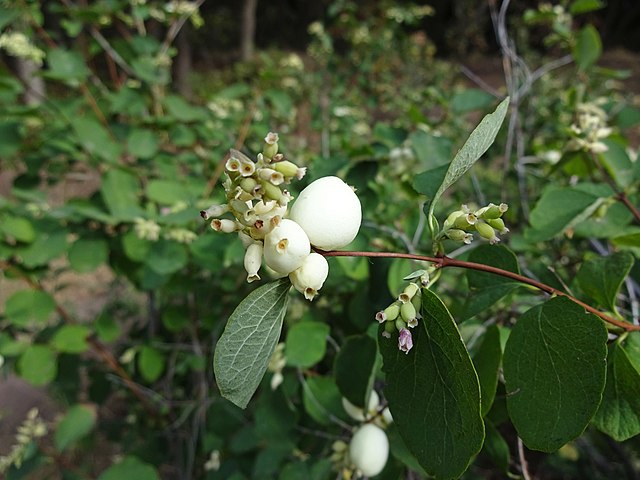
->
[164,95,207,122]
[95,313,121,343]
[146,239,188,275]
[576,251,634,312]
[51,325,91,354]
[334,335,378,408]
[599,139,634,189]
[451,89,495,114]
[214,278,291,408]
[68,238,109,272]
[481,420,510,471]
[100,169,144,220]
[412,164,449,202]
[409,130,452,167]
[302,376,345,426]
[380,288,484,479]
[20,230,68,267]
[127,128,159,159]
[138,346,165,382]
[284,321,330,368]
[470,325,502,416]
[463,245,521,319]
[71,116,122,163]
[98,456,160,480]
[0,215,35,242]
[526,185,604,242]
[592,336,640,441]
[46,48,89,85]
[503,297,607,452]
[5,290,56,327]
[570,0,605,14]
[55,404,97,451]
[426,97,509,220]
[573,25,602,71]
[146,180,192,205]
[18,345,57,386]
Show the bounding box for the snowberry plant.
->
[209,95,640,479]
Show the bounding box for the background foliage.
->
[1,0,640,479]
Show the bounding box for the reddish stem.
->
[319,250,640,332]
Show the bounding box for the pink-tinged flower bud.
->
[398,328,413,354]
[244,242,263,283]
[211,218,240,233]
[263,219,311,274]
[487,217,509,235]
[200,204,228,220]
[289,252,329,301]
[476,221,500,244]
[375,311,386,323]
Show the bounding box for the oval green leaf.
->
[334,334,378,408]
[503,297,607,452]
[214,278,291,409]
[380,288,484,479]
[55,404,97,451]
[284,321,330,368]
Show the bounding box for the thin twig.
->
[517,437,532,480]
[317,250,640,331]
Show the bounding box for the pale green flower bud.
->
[446,229,473,244]
[263,132,279,159]
[487,217,509,234]
[476,221,500,244]
[444,210,465,228]
[289,252,329,301]
[273,160,306,180]
[399,282,420,303]
[400,301,417,324]
[258,168,285,185]
[454,213,477,229]
[211,218,240,233]
[477,202,508,219]
[239,177,258,193]
[395,318,407,331]
[244,242,263,283]
[376,302,400,323]
[200,203,229,220]
[261,180,284,202]
[382,320,395,338]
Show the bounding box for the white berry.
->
[289,252,329,301]
[349,423,389,477]
[289,176,361,250]
[263,219,311,275]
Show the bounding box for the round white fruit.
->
[289,176,361,250]
[263,219,311,274]
[349,423,389,477]
[289,252,329,301]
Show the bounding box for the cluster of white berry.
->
[202,133,362,300]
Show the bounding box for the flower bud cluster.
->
[376,281,424,354]
[0,408,47,473]
[568,102,612,154]
[441,202,509,246]
[331,390,393,478]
